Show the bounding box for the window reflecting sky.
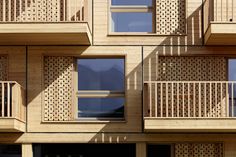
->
[228,59,236,81]
[78,58,124,90]
[111,12,152,32]
[112,0,152,6]
[78,98,125,118]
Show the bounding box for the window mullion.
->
[77,90,125,98]
[110,6,153,13]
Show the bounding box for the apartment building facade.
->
[0,0,235,156]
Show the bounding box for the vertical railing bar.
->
[215,83,218,117]
[68,0,71,21]
[171,82,174,117]
[198,82,201,117]
[63,0,66,21]
[149,83,152,117]
[3,0,6,22]
[7,83,10,117]
[1,83,4,117]
[221,0,223,21]
[155,83,157,117]
[30,0,33,21]
[19,0,22,21]
[215,82,218,117]
[8,0,11,21]
[57,0,60,21]
[232,82,234,117]
[215,0,217,21]
[227,0,228,21]
[232,0,234,21]
[210,82,212,117]
[177,82,179,117]
[220,82,223,117]
[75,0,77,21]
[82,0,84,21]
[188,83,190,117]
[36,0,38,21]
[25,0,27,21]
[204,82,207,117]
[160,83,163,117]
[14,0,17,21]
[226,83,229,117]
[182,83,184,117]
[166,83,168,117]
[193,83,196,117]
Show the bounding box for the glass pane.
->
[147,145,172,157]
[34,144,135,157]
[112,0,152,6]
[228,59,236,81]
[111,12,153,32]
[228,59,236,117]
[78,98,125,118]
[78,58,124,90]
[0,145,21,157]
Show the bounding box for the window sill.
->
[107,32,187,36]
[41,118,126,124]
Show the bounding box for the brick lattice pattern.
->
[156,0,186,35]
[44,56,73,121]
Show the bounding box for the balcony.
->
[204,0,236,45]
[144,81,236,132]
[0,82,25,132]
[0,0,92,45]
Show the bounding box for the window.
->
[0,145,21,157]
[228,59,236,116]
[76,58,125,119]
[110,0,154,33]
[34,144,135,157]
[147,144,173,157]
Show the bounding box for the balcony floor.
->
[0,118,25,132]
[205,22,236,45]
[144,117,236,132]
[0,23,92,45]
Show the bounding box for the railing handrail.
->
[0,81,24,89]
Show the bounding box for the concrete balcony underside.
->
[0,23,92,45]
[144,118,236,132]
[0,118,25,132]
[205,23,236,45]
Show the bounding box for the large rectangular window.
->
[34,144,135,157]
[0,145,21,157]
[110,0,154,33]
[77,58,125,119]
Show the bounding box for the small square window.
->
[77,58,125,119]
[110,0,154,33]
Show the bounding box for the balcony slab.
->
[144,118,236,132]
[0,23,92,45]
[205,22,236,45]
[0,118,25,132]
